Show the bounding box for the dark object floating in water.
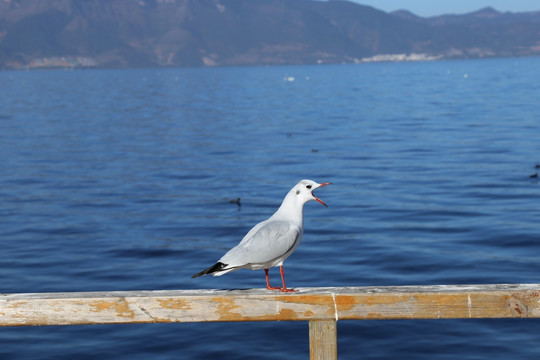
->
[311,149,319,153]
[229,198,241,206]
[530,173,538,179]
[535,164,540,169]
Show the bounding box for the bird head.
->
[294,179,332,207]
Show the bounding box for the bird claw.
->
[267,286,298,293]
[281,288,298,293]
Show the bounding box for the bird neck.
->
[271,190,305,225]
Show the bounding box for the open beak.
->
[312,182,332,207]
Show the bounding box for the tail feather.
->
[191,262,228,278]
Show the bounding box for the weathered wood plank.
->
[1,284,540,327]
[309,320,337,360]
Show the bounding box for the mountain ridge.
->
[1,0,539,69]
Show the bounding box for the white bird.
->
[192,179,331,292]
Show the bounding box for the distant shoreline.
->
[2,53,539,71]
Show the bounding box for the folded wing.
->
[220,220,301,268]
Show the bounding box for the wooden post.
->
[309,319,337,360]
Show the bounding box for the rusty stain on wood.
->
[213,297,243,321]
[88,298,135,319]
[157,298,192,310]
[6,301,28,309]
[1,284,540,327]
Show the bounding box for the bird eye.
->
[306,184,312,189]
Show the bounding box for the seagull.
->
[192,179,331,292]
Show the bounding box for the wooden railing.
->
[2,284,540,359]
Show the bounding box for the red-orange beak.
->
[313,182,332,207]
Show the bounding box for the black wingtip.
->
[191,262,227,278]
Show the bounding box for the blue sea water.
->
[1,57,540,359]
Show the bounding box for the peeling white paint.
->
[403,302,414,319]
[2,285,540,326]
[331,293,338,321]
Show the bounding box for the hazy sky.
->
[351,0,540,17]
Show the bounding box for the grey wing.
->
[219,221,300,267]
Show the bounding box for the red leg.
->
[265,269,282,291]
[279,265,298,293]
